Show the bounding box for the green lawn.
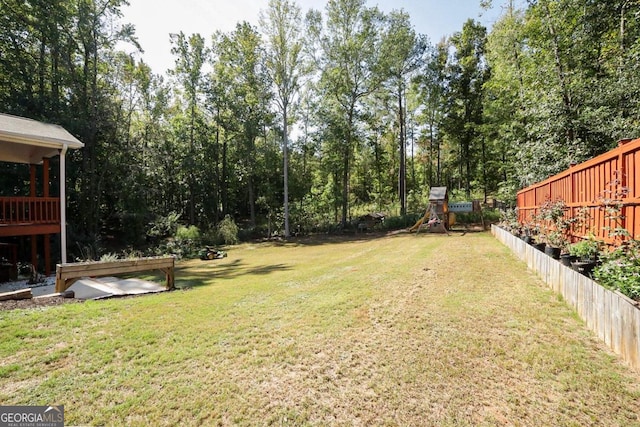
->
[1,231,639,426]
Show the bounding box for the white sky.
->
[120,0,511,76]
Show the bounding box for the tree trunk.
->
[222,135,229,216]
[341,143,350,227]
[283,105,290,237]
[249,173,256,227]
[543,2,575,144]
[398,87,406,216]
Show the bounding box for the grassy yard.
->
[1,231,639,426]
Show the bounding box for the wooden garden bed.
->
[55,256,175,293]
[492,225,640,372]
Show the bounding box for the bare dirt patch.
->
[0,296,82,311]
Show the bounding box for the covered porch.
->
[0,113,83,277]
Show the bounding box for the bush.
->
[382,214,422,230]
[175,225,201,242]
[498,208,520,234]
[454,209,501,225]
[568,237,601,261]
[173,225,202,258]
[147,212,181,240]
[594,240,640,300]
[217,215,239,245]
[99,253,120,262]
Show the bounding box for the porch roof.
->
[0,113,84,164]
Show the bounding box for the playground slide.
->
[409,211,429,232]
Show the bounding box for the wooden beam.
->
[0,223,61,237]
[0,288,32,301]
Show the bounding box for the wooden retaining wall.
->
[55,256,175,293]
[492,224,640,372]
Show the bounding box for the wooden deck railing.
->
[0,197,60,225]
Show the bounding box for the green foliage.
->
[217,215,240,245]
[568,238,601,262]
[498,208,520,234]
[382,213,422,230]
[5,0,640,262]
[539,199,570,248]
[454,209,500,224]
[594,240,640,301]
[147,212,182,239]
[441,19,489,198]
[175,225,201,242]
[99,253,120,262]
[172,225,202,258]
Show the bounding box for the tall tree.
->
[443,19,488,198]
[306,0,383,226]
[64,0,138,239]
[169,32,208,225]
[379,10,427,215]
[215,23,273,227]
[260,0,305,238]
[415,39,448,187]
[484,1,526,196]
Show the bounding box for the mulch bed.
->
[0,296,83,311]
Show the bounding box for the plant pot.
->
[571,260,597,277]
[559,253,576,266]
[544,246,561,259]
[532,242,546,252]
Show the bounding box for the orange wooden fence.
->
[517,138,640,242]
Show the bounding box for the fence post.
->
[618,139,629,241]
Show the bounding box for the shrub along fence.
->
[493,225,640,372]
[517,138,640,242]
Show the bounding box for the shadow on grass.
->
[262,228,489,247]
[254,230,413,247]
[175,258,293,288]
[172,229,490,288]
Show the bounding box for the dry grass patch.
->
[1,232,639,425]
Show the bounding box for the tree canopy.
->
[2,0,639,253]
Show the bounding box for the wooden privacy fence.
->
[493,225,640,372]
[517,138,640,242]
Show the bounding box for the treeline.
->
[1,0,639,249]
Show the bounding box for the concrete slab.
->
[0,275,166,300]
[68,277,166,300]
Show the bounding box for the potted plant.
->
[559,249,577,267]
[545,230,565,259]
[568,236,601,276]
[532,227,547,251]
[499,209,521,236]
[521,214,540,245]
[539,198,570,259]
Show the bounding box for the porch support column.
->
[29,164,37,272]
[43,158,51,276]
[59,145,68,264]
